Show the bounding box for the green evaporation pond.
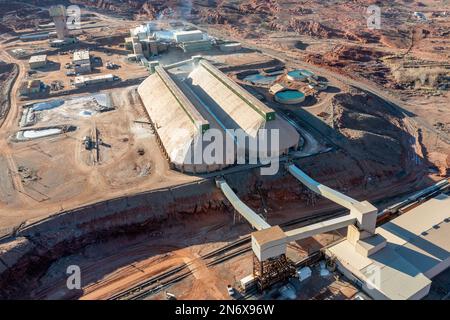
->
[275,90,305,101]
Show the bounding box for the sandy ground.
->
[25,202,350,300]
[0,73,197,235]
[0,3,448,300]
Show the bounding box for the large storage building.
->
[20,33,49,42]
[137,57,300,174]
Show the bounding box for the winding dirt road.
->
[0,48,32,206]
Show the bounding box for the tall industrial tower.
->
[49,5,69,40]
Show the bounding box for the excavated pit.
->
[0,84,435,298]
[0,167,319,299]
[0,148,433,300]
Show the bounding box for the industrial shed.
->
[29,55,47,69]
[328,192,450,300]
[138,66,226,174]
[137,57,300,174]
[173,30,204,43]
[185,60,300,157]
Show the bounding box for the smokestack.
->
[49,5,69,40]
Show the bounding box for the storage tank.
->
[274,90,306,104]
[219,42,242,53]
[287,70,307,81]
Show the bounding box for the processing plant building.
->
[125,23,212,57]
[137,57,300,173]
[173,30,204,43]
[327,192,450,300]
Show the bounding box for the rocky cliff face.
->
[325,90,412,173]
[0,167,312,298]
[69,0,193,19]
[5,0,401,47]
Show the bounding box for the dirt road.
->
[0,47,32,206]
[0,43,198,236]
[191,23,450,146]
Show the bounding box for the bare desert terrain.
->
[0,0,448,301]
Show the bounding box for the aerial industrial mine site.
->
[0,0,449,306]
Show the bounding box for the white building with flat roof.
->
[73,74,115,87]
[130,23,157,40]
[29,55,47,69]
[73,50,91,74]
[73,50,90,63]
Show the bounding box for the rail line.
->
[238,248,326,300]
[108,210,344,300]
[108,178,450,300]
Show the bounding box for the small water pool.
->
[287,69,316,81]
[287,70,306,81]
[274,90,306,104]
[244,73,278,86]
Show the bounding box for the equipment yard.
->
[0,84,197,233]
[0,0,448,303]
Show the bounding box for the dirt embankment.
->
[329,91,405,165]
[306,45,391,85]
[317,89,425,180]
[0,62,18,125]
[0,167,319,299]
[0,3,51,32]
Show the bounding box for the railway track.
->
[118,264,193,300]
[108,179,450,301]
[238,249,325,300]
[108,209,344,300]
[109,244,253,300]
